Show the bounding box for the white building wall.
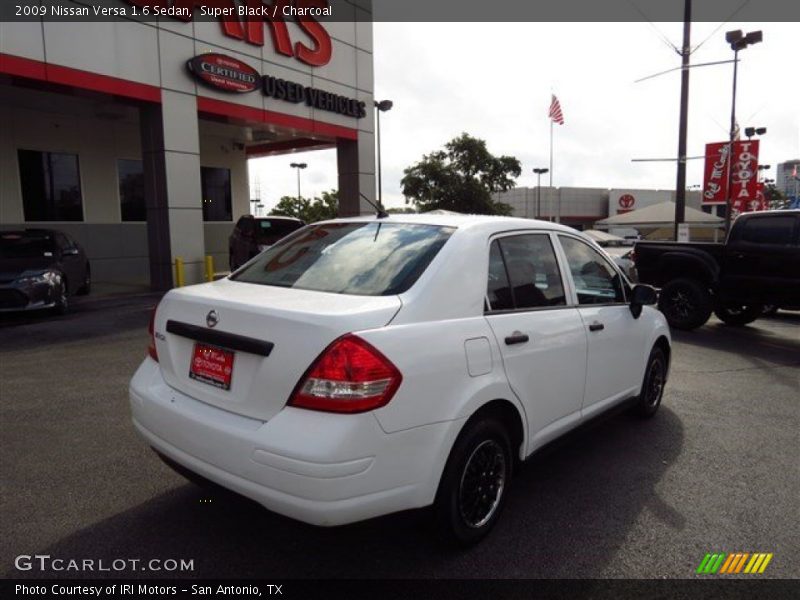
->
[0,2,375,286]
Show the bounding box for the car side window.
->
[486,234,567,311]
[738,216,796,245]
[559,236,625,305]
[487,240,514,311]
[236,217,255,236]
[54,233,72,252]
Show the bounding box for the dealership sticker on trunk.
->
[189,343,235,390]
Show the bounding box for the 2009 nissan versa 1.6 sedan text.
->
[130,214,670,544]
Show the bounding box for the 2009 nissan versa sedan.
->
[130,214,670,544]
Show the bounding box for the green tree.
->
[763,182,786,210]
[400,133,520,215]
[385,206,417,214]
[270,190,338,222]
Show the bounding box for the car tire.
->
[761,305,779,317]
[53,281,69,315]
[77,265,91,296]
[714,304,762,326]
[632,346,667,418]
[657,278,712,331]
[434,418,512,546]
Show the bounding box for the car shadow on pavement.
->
[6,408,684,579]
[0,294,161,351]
[671,316,800,392]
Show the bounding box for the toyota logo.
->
[206,310,219,328]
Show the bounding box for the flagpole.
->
[549,118,553,221]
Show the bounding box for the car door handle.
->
[589,321,605,332]
[504,333,529,345]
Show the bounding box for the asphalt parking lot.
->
[1,297,798,580]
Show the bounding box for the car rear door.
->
[555,234,646,418]
[484,232,587,450]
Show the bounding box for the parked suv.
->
[131,215,669,544]
[228,215,305,271]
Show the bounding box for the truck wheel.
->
[658,278,712,330]
[714,304,762,326]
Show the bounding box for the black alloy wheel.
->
[633,346,667,418]
[658,278,712,330]
[434,418,512,545]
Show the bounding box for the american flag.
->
[548,94,564,125]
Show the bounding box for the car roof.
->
[244,216,303,222]
[737,209,800,218]
[315,213,581,236]
[1,229,56,238]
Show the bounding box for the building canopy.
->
[594,201,724,229]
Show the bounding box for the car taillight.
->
[147,305,159,362]
[289,334,402,413]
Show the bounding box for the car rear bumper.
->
[129,358,459,526]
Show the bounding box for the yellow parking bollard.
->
[205,255,215,282]
[174,257,185,288]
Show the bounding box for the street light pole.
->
[723,29,762,234]
[533,168,549,219]
[289,162,307,200]
[673,0,692,241]
[374,100,393,208]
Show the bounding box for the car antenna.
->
[359,192,389,219]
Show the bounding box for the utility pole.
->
[673,0,691,241]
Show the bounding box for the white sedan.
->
[130,214,670,544]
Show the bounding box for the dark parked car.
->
[634,210,800,330]
[0,229,90,314]
[228,215,305,271]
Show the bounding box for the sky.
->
[249,21,800,211]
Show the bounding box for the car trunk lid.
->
[153,278,402,421]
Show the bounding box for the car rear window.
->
[0,233,56,258]
[255,219,304,244]
[231,222,454,296]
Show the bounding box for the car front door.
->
[55,232,83,294]
[556,234,646,418]
[484,233,588,451]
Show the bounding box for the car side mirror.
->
[630,284,658,319]
[62,247,80,256]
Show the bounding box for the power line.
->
[634,58,737,84]
[626,0,682,55]
[691,0,753,55]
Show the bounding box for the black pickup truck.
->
[633,210,800,330]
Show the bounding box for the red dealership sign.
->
[702,142,730,204]
[187,54,260,93]
[125,0,333,66]
[702,140,760,208]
